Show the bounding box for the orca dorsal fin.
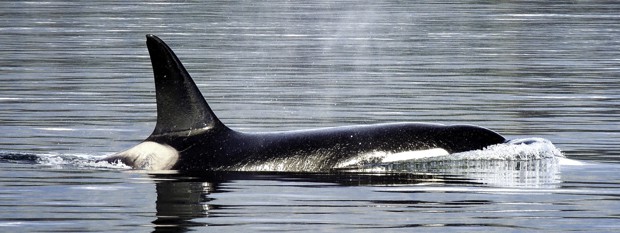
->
[145,34,226,135]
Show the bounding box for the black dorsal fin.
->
[145,34,226,135]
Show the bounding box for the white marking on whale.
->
[110,142,179,170]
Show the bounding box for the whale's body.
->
[103,35,507,171]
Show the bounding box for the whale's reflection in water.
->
[150,158,562,231]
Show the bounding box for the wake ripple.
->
[0,151,129,169]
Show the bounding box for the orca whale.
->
[102,34,507,171]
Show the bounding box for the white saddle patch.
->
[113,141,179,170]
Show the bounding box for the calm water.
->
[1,0,620,232]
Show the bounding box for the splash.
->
[336,137,564,169]
[0,151,130,169]
[337,138,566,188]
[451,137,564,160]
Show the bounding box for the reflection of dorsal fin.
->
[145,34,226,135]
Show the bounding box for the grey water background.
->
[1,0,619,232]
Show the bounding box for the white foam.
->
[34,153,130,169]
[448,138,564,161]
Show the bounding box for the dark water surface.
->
[1,0,619,232]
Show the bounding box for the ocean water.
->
[1,0,619,232]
